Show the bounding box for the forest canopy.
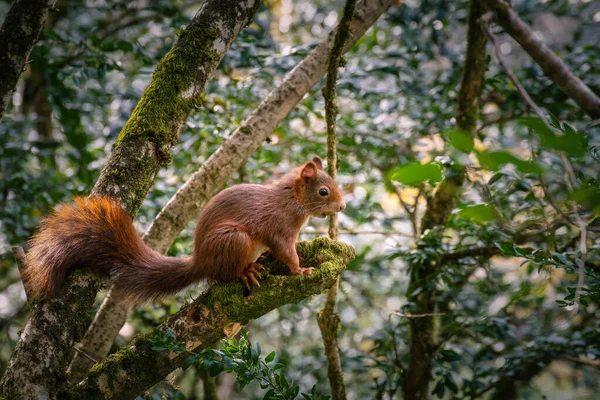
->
[0,0,599,399]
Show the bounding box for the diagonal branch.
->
[69,239,355,400]
[68,0,395,383]
[0,1,261,398]
[477,0,600,118]
[0,0,57,122]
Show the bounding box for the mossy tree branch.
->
[0,0,57,122]
[477,0,600,118]
[317,1,357,399]
[67,239,355,400]
[403,2,487,399]
[0,1,260,398]
[69,0,395,383]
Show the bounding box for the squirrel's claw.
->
[241,262,263,290]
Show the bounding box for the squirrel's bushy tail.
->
[24,196,193,304]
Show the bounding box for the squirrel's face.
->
[296,157,346,218]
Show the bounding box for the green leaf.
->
[569,188,600,216]
[390,162,442,186]
[446,128,474,153]
[519,117,588,157]
[209,361,225,377]
[265,351,276,363]
[518,117,553,137]
[488,171,509,185]
[456,204,498,224]
[255,341,261,358]
[432,380,445,398]
[477,150,542,174]
[445,374,459,393]
[183,354,198,370]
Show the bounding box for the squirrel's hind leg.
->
[204,224,263,289]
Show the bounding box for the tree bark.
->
[0,0,57,122]
[477,0,600,118]
[403,2,487,399]
[0,1,260,398]
[68,0,395,383]
[67,239,354,400]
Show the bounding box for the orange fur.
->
[23,157,345,303]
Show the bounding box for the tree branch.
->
[69,0,395,383]
[0,1,261,398]
[477,0,600,118]
[0,0,57,122]
[564,355,600,369]
[69,239,354,400]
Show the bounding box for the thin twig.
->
[481,13,545,119]
[12,246,31,303]
[561,154,588,315]
[72,346,99,364]
[301,230,414,237]
[392,312,446,318]
[391,183,419,239]
[564,355,600,368]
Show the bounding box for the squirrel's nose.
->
[339,202,346,211]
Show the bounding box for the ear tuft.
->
[312,156,323,170]
[301,162,318,181]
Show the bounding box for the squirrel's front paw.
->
[300,267,313,275]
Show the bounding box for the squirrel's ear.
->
[301,162,318,181]
[312,156,323,170]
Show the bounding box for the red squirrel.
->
[23,156,346,304]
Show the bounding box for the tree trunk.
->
[403,2,487,399]
[68,0,395,383]
[0,1,260,398]
[0,0,57,122]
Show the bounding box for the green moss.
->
[84,334,161,399]
[108,168,126,179]
[116,27,220,159]
[202,238,355,321]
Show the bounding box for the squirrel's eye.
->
[319,188,329,196]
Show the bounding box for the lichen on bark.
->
[67,238,354,400]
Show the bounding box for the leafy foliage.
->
[149,329,330,400]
